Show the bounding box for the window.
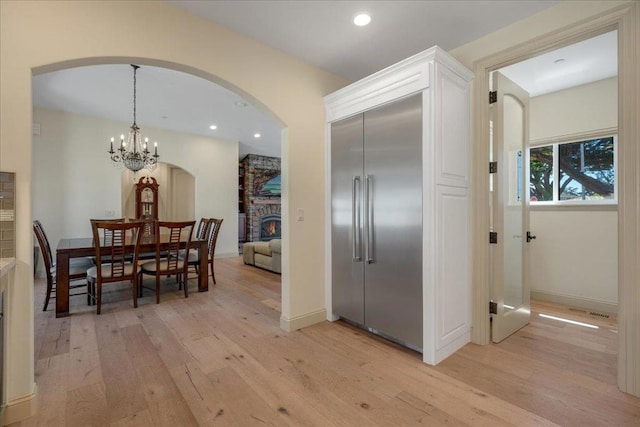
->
[529,136,616,204]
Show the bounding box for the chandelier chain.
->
[107,64,159,174]
[132,64,139,126]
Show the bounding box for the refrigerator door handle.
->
[352,176,361,262]
[365,175,374,264]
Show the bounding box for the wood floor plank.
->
[363,359,558,427]
[120,324,199,426]
[37,316,71,360]
[169,362,234,426]
[206,366,284,426]
[94,311,149,423]
[65,382,109,427]
[109,409,155,427]
[20,259,640,427]
[137,306,196,370]
[23,353,70,427]
[66,312,103,391]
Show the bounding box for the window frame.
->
[529,133,618,206]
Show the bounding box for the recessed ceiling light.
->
[209,124,217,130]
[254,133,261,139]
[353,13,371,27]
[554,58,565,64]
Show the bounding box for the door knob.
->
[526,231,536,242]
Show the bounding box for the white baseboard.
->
[280,308,327,332]
[531,290,618,314]
[1,384,37,426]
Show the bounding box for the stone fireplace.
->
[240,154,281,242]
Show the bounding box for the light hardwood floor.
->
[11,257,640,426]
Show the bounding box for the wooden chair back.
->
[34,220,93,311]
[205,218,223,284]
[91,220,144,284]
[154,221,195,275]
[33,220,54,283]
[206,218,223,261]
[196,218,212,240]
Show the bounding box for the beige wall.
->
[530,210,618,308]
[528,77,618,310]
[1,0,347,413]
[530,77,617,142]
[32,107,238,275]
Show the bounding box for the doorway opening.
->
[488,29,618,378]
[31,60,285,318]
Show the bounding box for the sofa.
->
[243,239,281,274]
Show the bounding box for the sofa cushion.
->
[269,239,281,253]
[242,240,281,274]
[242,242,255,265]
[253,241,272,256]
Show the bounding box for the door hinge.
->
[489,231,498,244]
[489,301,498,314]
[489,161,498,174]
[489,91,497,104]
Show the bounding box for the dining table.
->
[55,234,208,318]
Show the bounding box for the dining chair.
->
[180,218,223,286]
[86,220,145,314]
[139,220,195,303]
[33,220,95,311]
[178,217,211,286]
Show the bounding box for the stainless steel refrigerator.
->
[331,93,423,351]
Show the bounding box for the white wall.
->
[32,107,239,268]
[528,77,618,311]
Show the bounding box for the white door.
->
[491,71,532,343]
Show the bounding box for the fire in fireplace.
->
[260,214,281,241]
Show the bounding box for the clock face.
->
[142,188,154,202]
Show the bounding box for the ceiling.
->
[32,65,282,159]
[35,0,618,160]
[499,30,617,96]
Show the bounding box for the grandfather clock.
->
[135,176,159,219]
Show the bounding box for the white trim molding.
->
[1,384,37,425]
[325,46,473,123]
[280,309,327,332]
[531,290,618,315]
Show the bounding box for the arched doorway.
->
[121,163,196,221]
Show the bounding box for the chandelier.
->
[108,64,159,172]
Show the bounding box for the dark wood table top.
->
[57,235,206,255]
